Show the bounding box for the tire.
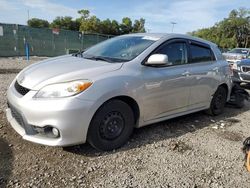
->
[234,94,245,108]
[87,100,134,151]
[206,86,227,116]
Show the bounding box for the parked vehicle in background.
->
[219,48,230,53]
[6,33,232,151]
[223,48,250,64]
[231,59,250,83]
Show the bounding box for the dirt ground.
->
[0,57,250,188]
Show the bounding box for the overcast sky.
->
[0,0,249,33]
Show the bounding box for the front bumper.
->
[6,81,96,146]
[226,59,241,65]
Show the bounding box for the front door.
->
[142,40,191,121]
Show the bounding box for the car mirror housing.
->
[145,54,170,66]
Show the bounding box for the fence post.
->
[81,32,84,50]
[14,24,19,57]
[25,42,29,61]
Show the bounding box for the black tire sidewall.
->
[234,94,245,108]
[87,100,134,151]
[210,87,227,115]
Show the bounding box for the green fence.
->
[0,23,112,57]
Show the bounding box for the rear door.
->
[187,40,221,109]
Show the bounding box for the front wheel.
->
[206,86,227,116]
[87,100,134,151]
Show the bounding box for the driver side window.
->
[155,42,188,66]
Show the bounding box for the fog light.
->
[52,128,59,137]
[33,126,45,134]
[33,126,60,138]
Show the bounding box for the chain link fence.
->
[0,23,112,57]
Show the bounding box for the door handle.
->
[213,67,219,72]
[182,71,190,76]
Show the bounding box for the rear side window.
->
[190,44,214,63]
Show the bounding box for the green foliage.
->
[120,17,133,34]
[190,8,250,48]
[133,18,146,33]
[50,16,80,30]
[77,9,146,35]
[27,9,146,35]
[27,18,50,28]
[78,9,90,20]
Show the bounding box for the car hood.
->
[238,59,250,66]
[16,55,123,90]
[223,52,245,58]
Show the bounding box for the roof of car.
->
[125,33,217,47]
[232,48,250,50]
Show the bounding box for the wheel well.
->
[107,96,140,126]
[218,83,229,98]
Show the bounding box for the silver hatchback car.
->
[6,33,232,150]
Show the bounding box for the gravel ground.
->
[1,57,250,187]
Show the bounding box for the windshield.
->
[228,48,249,54]
[82,35,159,62]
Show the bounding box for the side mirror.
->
[145,54,171,66]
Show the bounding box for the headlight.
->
[35,80,92,98]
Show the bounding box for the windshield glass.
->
[82,35,159,62]
[229,48,249,54]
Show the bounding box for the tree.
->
[100,19,112,34]
[50,16,79,30]
[78,9,90,20]
[78,9,101,33]
[110,20,120,35]
[78,14,101,33]
[87,16,101,33]
[27,18,50,28]
[78,9,91,32]
[132,18,146,33]
[191,8,250,48]
[120,17,133,34]
[28,9,146,35]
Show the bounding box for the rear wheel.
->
[206,86,227,116]
[233,92,245,108]
[87,100,134,151]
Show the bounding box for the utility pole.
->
[171,22,177,33]
[27,10,30,23]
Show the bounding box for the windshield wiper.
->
[83,56,115,63]
[72,50,84,57]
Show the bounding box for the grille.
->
[225,55,237,60]
[9,104,25,127]
[242,66,250,73]
[240,73,250,81]
[14,81,30,95]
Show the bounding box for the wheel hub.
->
[99,111,124,140]
[214,93,224,109]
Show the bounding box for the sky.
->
[0,0,249,34]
